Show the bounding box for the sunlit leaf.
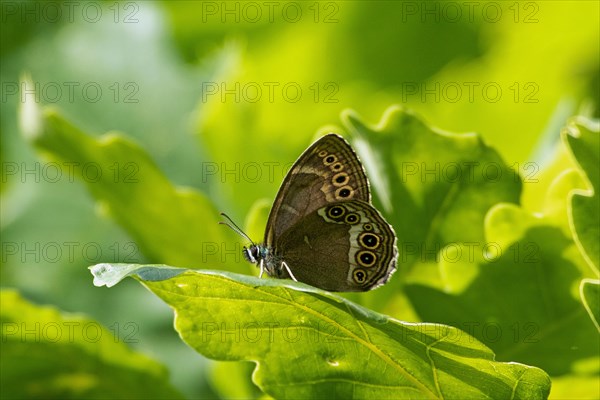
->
[580,279,600,332]
[406,201,599,375]
[91,263,551,399]
[405,118,600,376]
[564,117,600,273]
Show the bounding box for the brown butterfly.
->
[221,134,397,291]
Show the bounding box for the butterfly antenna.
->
[219,212,255,245]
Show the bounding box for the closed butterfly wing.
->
[264,134,370,246]
[273,201,397,292]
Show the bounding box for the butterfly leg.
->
[281,261,298,282]
[259,259,265,278]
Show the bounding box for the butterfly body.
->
[237,134,397,292]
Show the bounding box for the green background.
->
[1,1,598,399]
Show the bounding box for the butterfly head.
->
[242,244,264,264]
[219,212,268,265]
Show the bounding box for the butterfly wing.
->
[264,134,370,246]
[274,200,397,292]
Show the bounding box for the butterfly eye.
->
[333,172,349,186]
[318,150,328,157]
[327,205,346,219]
[353,269,367,283]
[323,155,337,165]
[356,250,377,267]
[359,233,380,249]
[335,186,353,199]
[345,213,360,224]
[331,162,343,172]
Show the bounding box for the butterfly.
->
[221,134,397,292]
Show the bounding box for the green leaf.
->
[343,106,521,290]
[406,187,599,376]
[91,263,551,399]
[564,117,600,272]
[0,289,182,399]
[580,279,600,332]
[210,361,262,399]
[403,116,600,395]
[18,76,238,271]
[549,374,600,399]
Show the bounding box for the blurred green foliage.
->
[1,289,183,399]
[1,1,598,399]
